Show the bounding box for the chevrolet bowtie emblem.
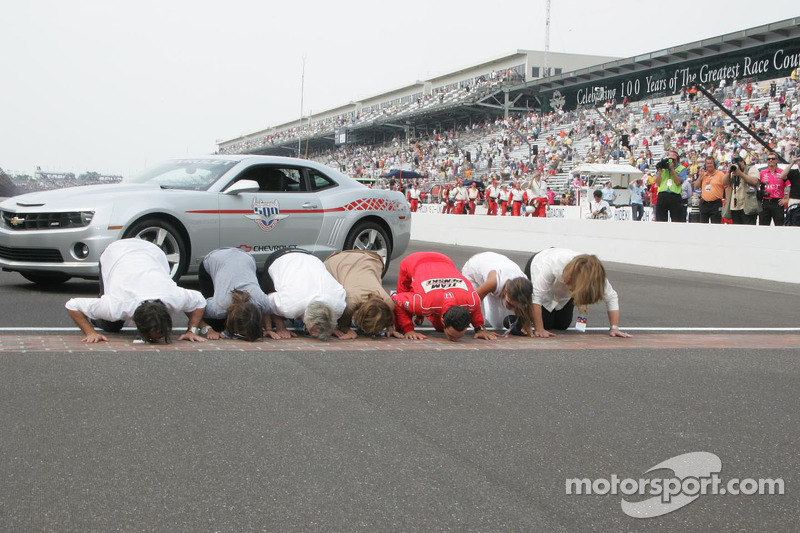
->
[10,217,25,226]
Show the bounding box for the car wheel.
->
[343,221,392,275]
[124,218,187,281]
[19,271,72,285]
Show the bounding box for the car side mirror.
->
[224,179,260,195]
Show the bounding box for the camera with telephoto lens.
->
[656,158,672,171]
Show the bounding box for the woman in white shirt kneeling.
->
[523,248,631,339]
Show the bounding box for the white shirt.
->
[65,239,206,321]
[486,185,499,199]
[267,253,346,320]
[530,248,618,312]
[510,188,524,202]
[586,199,610,219]
[462,252,526,299]
[498,189,510,201]
[408,187,420,200]
[528,179,547,198]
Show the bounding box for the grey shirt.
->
[202,248,272,319]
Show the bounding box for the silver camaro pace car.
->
[0,155,411,284]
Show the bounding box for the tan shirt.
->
[324,250,393,330]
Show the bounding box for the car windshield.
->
[123,159,239,190]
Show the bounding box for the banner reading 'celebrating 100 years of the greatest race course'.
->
[542,39,800,113]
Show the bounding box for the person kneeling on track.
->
[198,247,274,341]
[392,252,497,342]
[523,248,631,339]
[65,239,207,344]
[259,248,346,340]
[462,251,535,337]
[324,250,402,339]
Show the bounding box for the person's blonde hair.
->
[352,293,393,335]
[502,277,534,336]
[562,254,606,313]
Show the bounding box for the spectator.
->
[693,156,727,223]
[629,178,645,221]
[601,181,617,206]
[759,153,788,226]
[780,157,800,226]
[722,155,760,225]
[586,189,611,219]
[654,150,687,222]
[65,239,207,344]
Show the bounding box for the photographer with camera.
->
[722,155,760,225]
[692,156,727,223]
[654,150,687,222]
[585,189,611,220]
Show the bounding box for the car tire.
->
[124,218,187,281]
[19,271,72,285]
[343,221,392,276]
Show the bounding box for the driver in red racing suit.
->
[392,252,498,342]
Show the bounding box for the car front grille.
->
[1,210,94,230]
[0,246,64,263]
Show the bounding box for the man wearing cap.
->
[525,171,548,217]
[392,252,497,342]
[510,182,524,216]
[629,178,646,221]
[407,182,421,212]
[498,184,510,216]
[486,180,500,216]
[453,181,467,214]
[654,150,687,222]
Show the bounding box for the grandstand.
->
[218,18,800,197]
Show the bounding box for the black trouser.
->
[198,260,226,333]
[759,199,785,226]
[785,204,800,226]
[631,203,644,221]
[258,248,312,295]
[541,300,575,331]
[655,192,685,222]
[699,198,723,223]
[730,210,757,225]
[523,253,574,330]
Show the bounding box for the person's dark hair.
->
[442,305,471,332]
[133,299,172,343]
[503,277,534,336]
[225,289,263,342]
[593,189,603,199]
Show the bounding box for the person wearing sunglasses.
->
[759,153,789,226]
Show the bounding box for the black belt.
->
[763,197,783,203]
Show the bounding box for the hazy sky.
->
[1,1,797,176]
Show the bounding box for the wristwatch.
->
[474,325,485,332]
[189,326,209,335]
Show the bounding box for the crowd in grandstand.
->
[219,69,525,155]
[303,71,800,224]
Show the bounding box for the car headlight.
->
[80,211,95,226]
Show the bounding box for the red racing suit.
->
[392,252,484,333]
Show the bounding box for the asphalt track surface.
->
[1,241,798,532]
